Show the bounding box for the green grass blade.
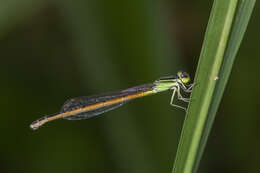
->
[193,1,256,172]
[171,0,255,172]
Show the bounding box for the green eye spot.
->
[177,71,190,84]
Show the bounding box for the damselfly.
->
[30,71,194,130]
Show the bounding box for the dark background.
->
[1,1,259,173]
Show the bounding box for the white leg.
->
[170,87,187,112]
[180,82,195,93]
[176,85,190,102]
[186,83,195,92]
[170,88,176,105]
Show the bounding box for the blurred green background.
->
[1,0,259,173]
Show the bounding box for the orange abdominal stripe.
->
[61,90,154,119]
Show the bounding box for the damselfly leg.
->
[179,82,195,93]
[170,87,187,111]
[169,82,194,111]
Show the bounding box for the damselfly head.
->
[177,71,190,84]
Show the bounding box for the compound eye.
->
[177,71,190,84]
[181,72,188,78]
